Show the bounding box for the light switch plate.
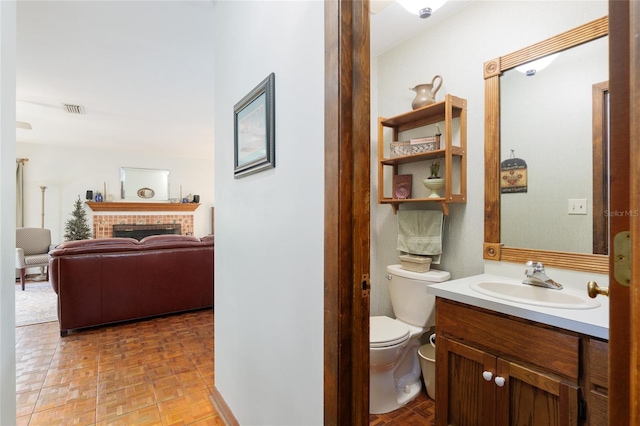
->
[568,199,588,215]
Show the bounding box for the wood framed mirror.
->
[483,16,609,274]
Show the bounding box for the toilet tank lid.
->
[387,264,451,282]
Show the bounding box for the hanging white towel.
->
[397,210,444,264]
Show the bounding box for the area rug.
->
[15,281,58,327]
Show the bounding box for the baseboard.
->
[211,385,240,426]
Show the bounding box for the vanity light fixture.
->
[396,0,448,18]
[515,53,560,76]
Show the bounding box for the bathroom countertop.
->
[427,274,609,340]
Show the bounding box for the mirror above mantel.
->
[120,167,170,201]
[483,16,609,274]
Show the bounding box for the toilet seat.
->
[370,316,411,348]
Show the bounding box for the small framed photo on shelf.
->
[392,174,412,199]
[234,73,276,178]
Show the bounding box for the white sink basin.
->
[469,281,601,310]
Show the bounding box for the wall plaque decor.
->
[501,150,528,193]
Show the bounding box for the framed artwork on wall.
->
[234,72,276,178]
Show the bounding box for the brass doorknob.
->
[587,281,609,298]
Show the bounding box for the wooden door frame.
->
[609,0,640,423]
[628,1,640,422]
[323,1,640,424]
[324,1,371,424]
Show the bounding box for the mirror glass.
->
[500,37,608,254]
[120,167,170,201]
[484,16,609,273]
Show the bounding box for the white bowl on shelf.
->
[423,178,444,198]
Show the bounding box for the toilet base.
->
[394,380,422,409]
[369,369,422,414]
[370,339,422,414]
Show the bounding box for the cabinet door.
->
[437,337,496,426]
[495,358,580,426]
[588,338,608,425]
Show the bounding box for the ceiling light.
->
[515,53,560,76]
[396,0,448,18]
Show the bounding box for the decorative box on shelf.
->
[410,135,440,153]
[390,141,412,157]
[390,135,441,157]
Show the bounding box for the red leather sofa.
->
[49,234,213,336]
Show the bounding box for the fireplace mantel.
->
[85,202,200,212]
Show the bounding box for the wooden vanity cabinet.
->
[436,298,589,426]
[585,338,609,425]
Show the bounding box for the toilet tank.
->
[387,264,450,327]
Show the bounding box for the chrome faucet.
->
[523,261,563,290]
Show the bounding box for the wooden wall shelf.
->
[377,94,467,215]
[85,202,200,212]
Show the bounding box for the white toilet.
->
[369,264,450,414]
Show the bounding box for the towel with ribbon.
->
[397,210,444,264]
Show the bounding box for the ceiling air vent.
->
[62,103,85,114]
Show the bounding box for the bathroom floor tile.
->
[369,389,435,425]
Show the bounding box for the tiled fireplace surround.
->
[93,214,194,239]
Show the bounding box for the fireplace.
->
[112,224,181,241]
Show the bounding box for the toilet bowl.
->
[369,265,450,414]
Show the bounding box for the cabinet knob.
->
[494,376,506,387]
[587,280,609,298]
[482,371,493,382]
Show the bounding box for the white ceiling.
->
[16,0,469,158]
[16,1,217,158]
[370,0,471,56]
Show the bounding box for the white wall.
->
[370,0,608,317]
[212,2,324,425]
[16,142,214,244]
[0,1,17,423]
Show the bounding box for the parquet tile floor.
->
[369,389,435,425]
[16,306,434,425]
[15,309,220,425]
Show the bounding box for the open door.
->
[608,0,639,423]
[324,1,371,424]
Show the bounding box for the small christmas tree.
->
[64,196,92,241]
